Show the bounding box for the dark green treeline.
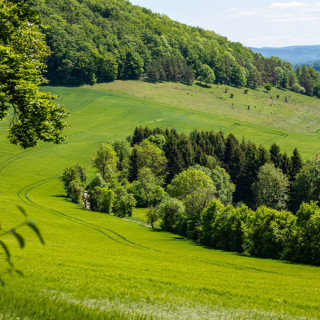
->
[131,126,303,210]
[29,0,320,96]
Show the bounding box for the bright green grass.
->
[78,82,320,159]
[89,80,320,136]
[0,85,320,319]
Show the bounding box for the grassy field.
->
[88,80,320,136]
[0,84,320,319]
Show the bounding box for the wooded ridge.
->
[30,0,320,98]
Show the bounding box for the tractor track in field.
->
[0,144,53,174]
[17,177,163,253]
[160,112,192,129]
[0,106,140,174]
[16,178,285,273]
[84,105,139,134]
[70,96,100,112]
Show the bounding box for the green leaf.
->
[27,221,44,245]
[10,230,25,249]
[17,205,27,217]
[0,240,10,259]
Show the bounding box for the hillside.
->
[28,0,315,94]
[1,86,320,319]
[86,80,320,139]
[251,45,320,65]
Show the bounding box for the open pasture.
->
[0,85,320,319]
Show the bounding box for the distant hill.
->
[306,61,320,72]
[250,45,320,65]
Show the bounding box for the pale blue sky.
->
[129,0,320,47]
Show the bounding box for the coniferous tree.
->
[290,148,303,181]
[280,152,291,176]
[257,145,270,167]
[224,134,245,183]
[129,147,140,181]
[165,135,184,183]
[235,142,259,205]
[269,143,281,168]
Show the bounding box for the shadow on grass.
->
[168,235,185,240]
[52,194,68,199]
[149,227,163,232]
[195,82,211,89]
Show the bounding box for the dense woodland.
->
[62,127,320,265]
[29,0,320,97]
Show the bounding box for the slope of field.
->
[0,86,320,319]
[86,81,320,158]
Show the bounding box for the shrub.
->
[253,163,289,210]
[89,186,114,214]
[243,206,296,259]
[286,202,320,265]
[201,200,250,252]
[146,206,159,228]
[60,164,87,204]
[129,167,166,207]
[113,186,136,217]
[158,197,186,234]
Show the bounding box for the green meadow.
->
[1,83,320,319]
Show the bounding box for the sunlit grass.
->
[0,84,320,319]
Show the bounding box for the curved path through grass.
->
[0,85,319,319]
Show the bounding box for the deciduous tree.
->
[0,0,68,148]
[198,64,215,86]
[253,163,289,210]
[93,143,118,182]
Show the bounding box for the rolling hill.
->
[1,85,320,319]
[28,0,314,96]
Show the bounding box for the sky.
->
[129,0,320,48]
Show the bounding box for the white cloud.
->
[237,10,259,16]
[269,11,318,23]
[226,8,262,17]
[316,2,320,6]
[271,1,306,8]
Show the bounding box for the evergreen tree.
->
[224,134,245,183]
[280,153,291,176]
[257,145,270,167]
[290,148,303,181]
[235,142,259,205]
[269,143,281,168]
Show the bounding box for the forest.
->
[28,0,320,97]
[61,126,320,265]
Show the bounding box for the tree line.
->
[61,126,320,265]
[28,0,320,97]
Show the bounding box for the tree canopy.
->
[26,0,319,97]
[0,0,68,148]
